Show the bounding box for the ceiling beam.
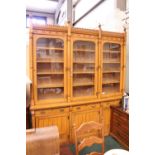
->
[73,0,81,8]
[73,0,106,26]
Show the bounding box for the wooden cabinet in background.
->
[110,106,129,149]
[29,25,126,145]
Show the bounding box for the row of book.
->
[122,93,129,113]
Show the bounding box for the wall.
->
[125,0,129,93]
[75,0,101,21]
[74,0,125,32]
[26,11,55,25]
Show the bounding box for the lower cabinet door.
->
[70,104,100,142]
[102,100,120,135]
[102,103,110,136]
[35,114,69,145]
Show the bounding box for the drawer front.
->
[72,105,87,112]
[35,107,69,116]
[87,104,100,110]
[112,110,128,123]
[102,100,120,108]
[111,126,129,145]
[112,117,129,132]
[110,100,120,106]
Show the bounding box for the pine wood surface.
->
[29,25,125,144]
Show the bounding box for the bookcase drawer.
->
[111,126,129,145]
[35,107,69,116]
[72,105,87,112]
[110,106,129,149]
[112,117,129,132]
[113,110,128,122]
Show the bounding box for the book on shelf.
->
[122,93,129,112]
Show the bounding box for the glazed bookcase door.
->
[33,35,67,103]
[101,42,123,97]
[71,39,98,101]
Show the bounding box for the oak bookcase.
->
[29,25,126,144]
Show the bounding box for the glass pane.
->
[73,40,95,97]
[37,49,63,62]
[37,62,64,74]
[73,86,94,97]
[36,38,64,100]
[37,38,64,48]
[102,43,121,94]
[38,88,64,100]
[103,64,120,73]
[73,40,95,50]
[37,75,64,88]
[73,74,94,86]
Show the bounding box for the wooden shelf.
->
[102,79,120,84]
[37,71,64,75]
[103,50,120,53]
[73,71,94,74]
[73,61,94,64]
[103,70,120,73]
[103,61,120,64]
[37,47,64,50]
[38,83,64,88]
[73,49,95,52]
[37,60,63,63]
[73,82,94,87]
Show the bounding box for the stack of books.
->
[122,93,129,113]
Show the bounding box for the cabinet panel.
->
[102,102,110,135]
[70,104,100,142]
[102,100,120,135]
[35,108,69,144]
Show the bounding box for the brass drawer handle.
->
[76,107,81,110]
[91,105,95,108]
[40,111,45,114]
[60,109,64,112]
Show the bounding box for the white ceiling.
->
[26,0,59,13]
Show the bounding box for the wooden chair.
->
[73,121,104,155]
